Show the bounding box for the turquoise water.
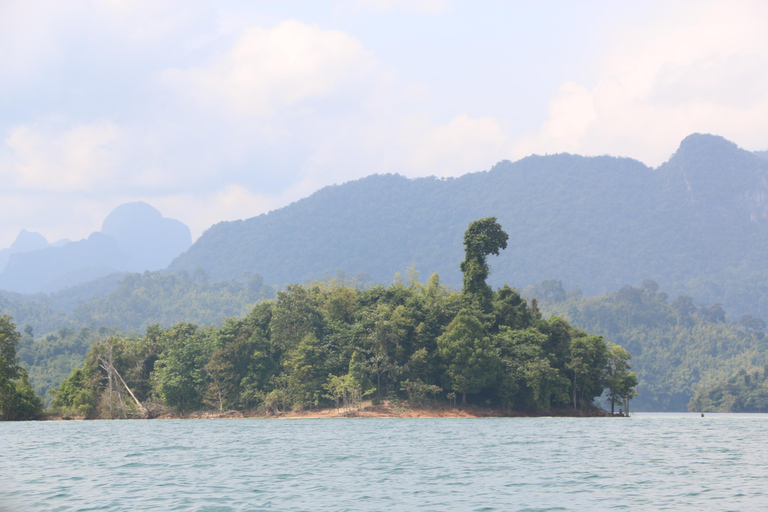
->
[1,413,766,511]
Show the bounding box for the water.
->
[1,413,766,511]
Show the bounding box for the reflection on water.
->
[1,413,766,511]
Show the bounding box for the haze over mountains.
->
[0,202,191,294]
[3,132,768,412]
[169,133,768,320]
[2,133,768,321]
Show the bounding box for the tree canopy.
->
[45,221,635,419]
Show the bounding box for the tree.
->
[283,333,326,409]
[492,285,533,332]
[437,309,500,404]
[496,327,568,410]
[605,343,638,414]
[460,218,509,310]
[270,285,323,354]
[151,323,211,411]
[567,334,609,409]
[0,313,43,419]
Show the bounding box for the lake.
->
[1,413,766,511]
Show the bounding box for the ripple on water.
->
[2,414,768,511]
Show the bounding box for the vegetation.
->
[169,134,768,323]
[689,367,768,412]
[533,280,768,411]
[0,270,275,402]
[0,313,44,419]
[46,219,635,419]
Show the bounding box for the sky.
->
[1,0,767,247]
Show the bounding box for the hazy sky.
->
[1,0,767,247]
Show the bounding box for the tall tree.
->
[460,218,509,310]
[437,308,500,404]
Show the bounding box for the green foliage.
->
[9,368,44,419]
[605,344,638,414]
[17,326,118,404]
[437,309,500,403]
[689,367,768,412]
[167,134,768,327]
[50,367,100,417]
[0,313,44,419]
[460,217,508,310]
[0,270,274,400]
[71,270,275,332]
[151,324,213,411]
[44,271,630,417]
[38,220,632,417]
[538,281,768,411]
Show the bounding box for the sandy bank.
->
[40,401,612,421]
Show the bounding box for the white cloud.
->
[0,194,115,248]
[514,0,768,165]
[153,181,320,240]
[406,114,510,176]
[162,20,377,117]
[349,0,449,14]
[1,122,120,191]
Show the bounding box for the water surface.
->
[1,413,765,511]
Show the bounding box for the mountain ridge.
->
[0,203,192,294]
[169,133,768,320]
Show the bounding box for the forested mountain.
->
[170,133,768,320]
[534,280,768,411]
[0,202,191,294]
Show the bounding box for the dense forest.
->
[170,134,768,322]
[0,313,44,420]
[689,367,768,412]
[1,270,275,401]
[532,280,768,411]
[4,219,637,420]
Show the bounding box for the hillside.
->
[535,281,768,411]
[170,133,768,320]
[4,270,275,400]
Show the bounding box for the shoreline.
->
[37,401,615,421]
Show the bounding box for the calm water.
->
[1,413,766,511]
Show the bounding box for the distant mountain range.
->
[169,133,768,320]
[0,202,191,294]
[3,133,768,320]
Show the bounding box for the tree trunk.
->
[462,392,466,406]
[573,384,577,410]
[112,365,148,417]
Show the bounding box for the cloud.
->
[1,122,120,191]
[514,0,768,165]
[348,0,449,14]
[406,114,510,176]
[153,181,321,240]
[162,20,377,117]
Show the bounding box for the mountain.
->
[101,202,192,272]
[0,202,192,294]
[170,153,654,290]
[170,133,768,320]
[0,230,66,272]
